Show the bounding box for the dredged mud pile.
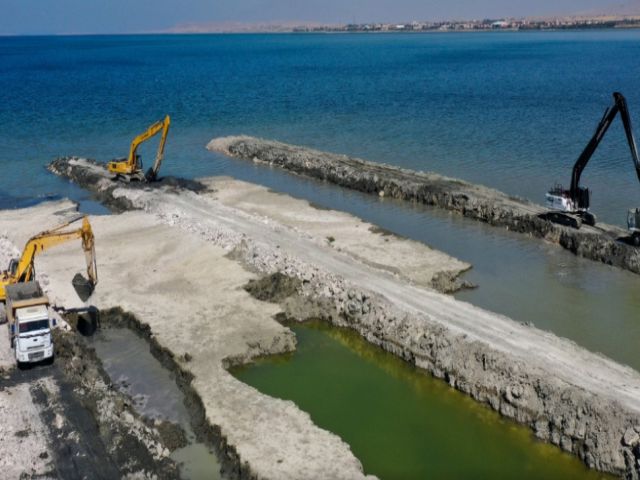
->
[208,136,640,275]
[46,157,640,478]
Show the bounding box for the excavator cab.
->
[7,259,18,277]
[107,115,170,182]
[628,208,640,246]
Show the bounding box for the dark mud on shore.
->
[52,315,181,479]
[48,157,210,213]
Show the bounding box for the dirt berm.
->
[47,157,640,478]
[208,136,640,275]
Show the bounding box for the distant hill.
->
[584,1,640,16]
[167,21,334,34]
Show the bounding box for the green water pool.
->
[232,321,612,480]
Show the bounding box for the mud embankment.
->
[46,157,640,478]
[208,136,640,275]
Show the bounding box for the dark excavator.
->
[545,92,640,241]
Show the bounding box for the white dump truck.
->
[4,281,55,366]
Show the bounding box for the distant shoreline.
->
[2,26,640,38]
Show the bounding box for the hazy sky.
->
[1,0,632,35]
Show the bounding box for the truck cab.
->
[5,282,55,366]
[11,304,53,364]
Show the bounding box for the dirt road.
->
[44,156,640,477]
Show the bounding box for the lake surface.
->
[4,30,639,479]
[2,31,640,224]
[3,31,640,360]
[2,31,640,367]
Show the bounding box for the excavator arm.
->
[107,115,170,181]
[615,93,640,184]
[569,92,640,207]
[0,216,97,301]
[145,115,170,181]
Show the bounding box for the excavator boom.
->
[107,115,170,181]
[570,92,640,200]
[546,92,640,229]
[615,93,640,184]
[0,216,98,301]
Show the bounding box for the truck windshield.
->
[19,320,49,333]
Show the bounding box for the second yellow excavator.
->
[107,115,170,182]
[0,216,98,302]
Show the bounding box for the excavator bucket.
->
[145,167,157,182]
[72,273,94,302]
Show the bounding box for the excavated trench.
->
[59,286,615,480]
[85,308,262,480]
[89,327,222,480]
[57,309,229,480]
[46,156,640,478]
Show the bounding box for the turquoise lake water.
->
[3,30,639,479]
[2,31,640,224]
[3,31,640,367]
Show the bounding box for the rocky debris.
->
[45,159,640,478]
[623,427,640,447]
[204,176,471,294]
[430,270,477,294]
[208,136,640,275]
[244,272,302,303]
[49,161,473,294]
[154,420,189,451]
[245,269,640,479]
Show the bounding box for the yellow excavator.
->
[0,216,98,302]
[107,115,170,182]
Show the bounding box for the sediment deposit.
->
[45,156,640,478]
[208,136,640,275]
